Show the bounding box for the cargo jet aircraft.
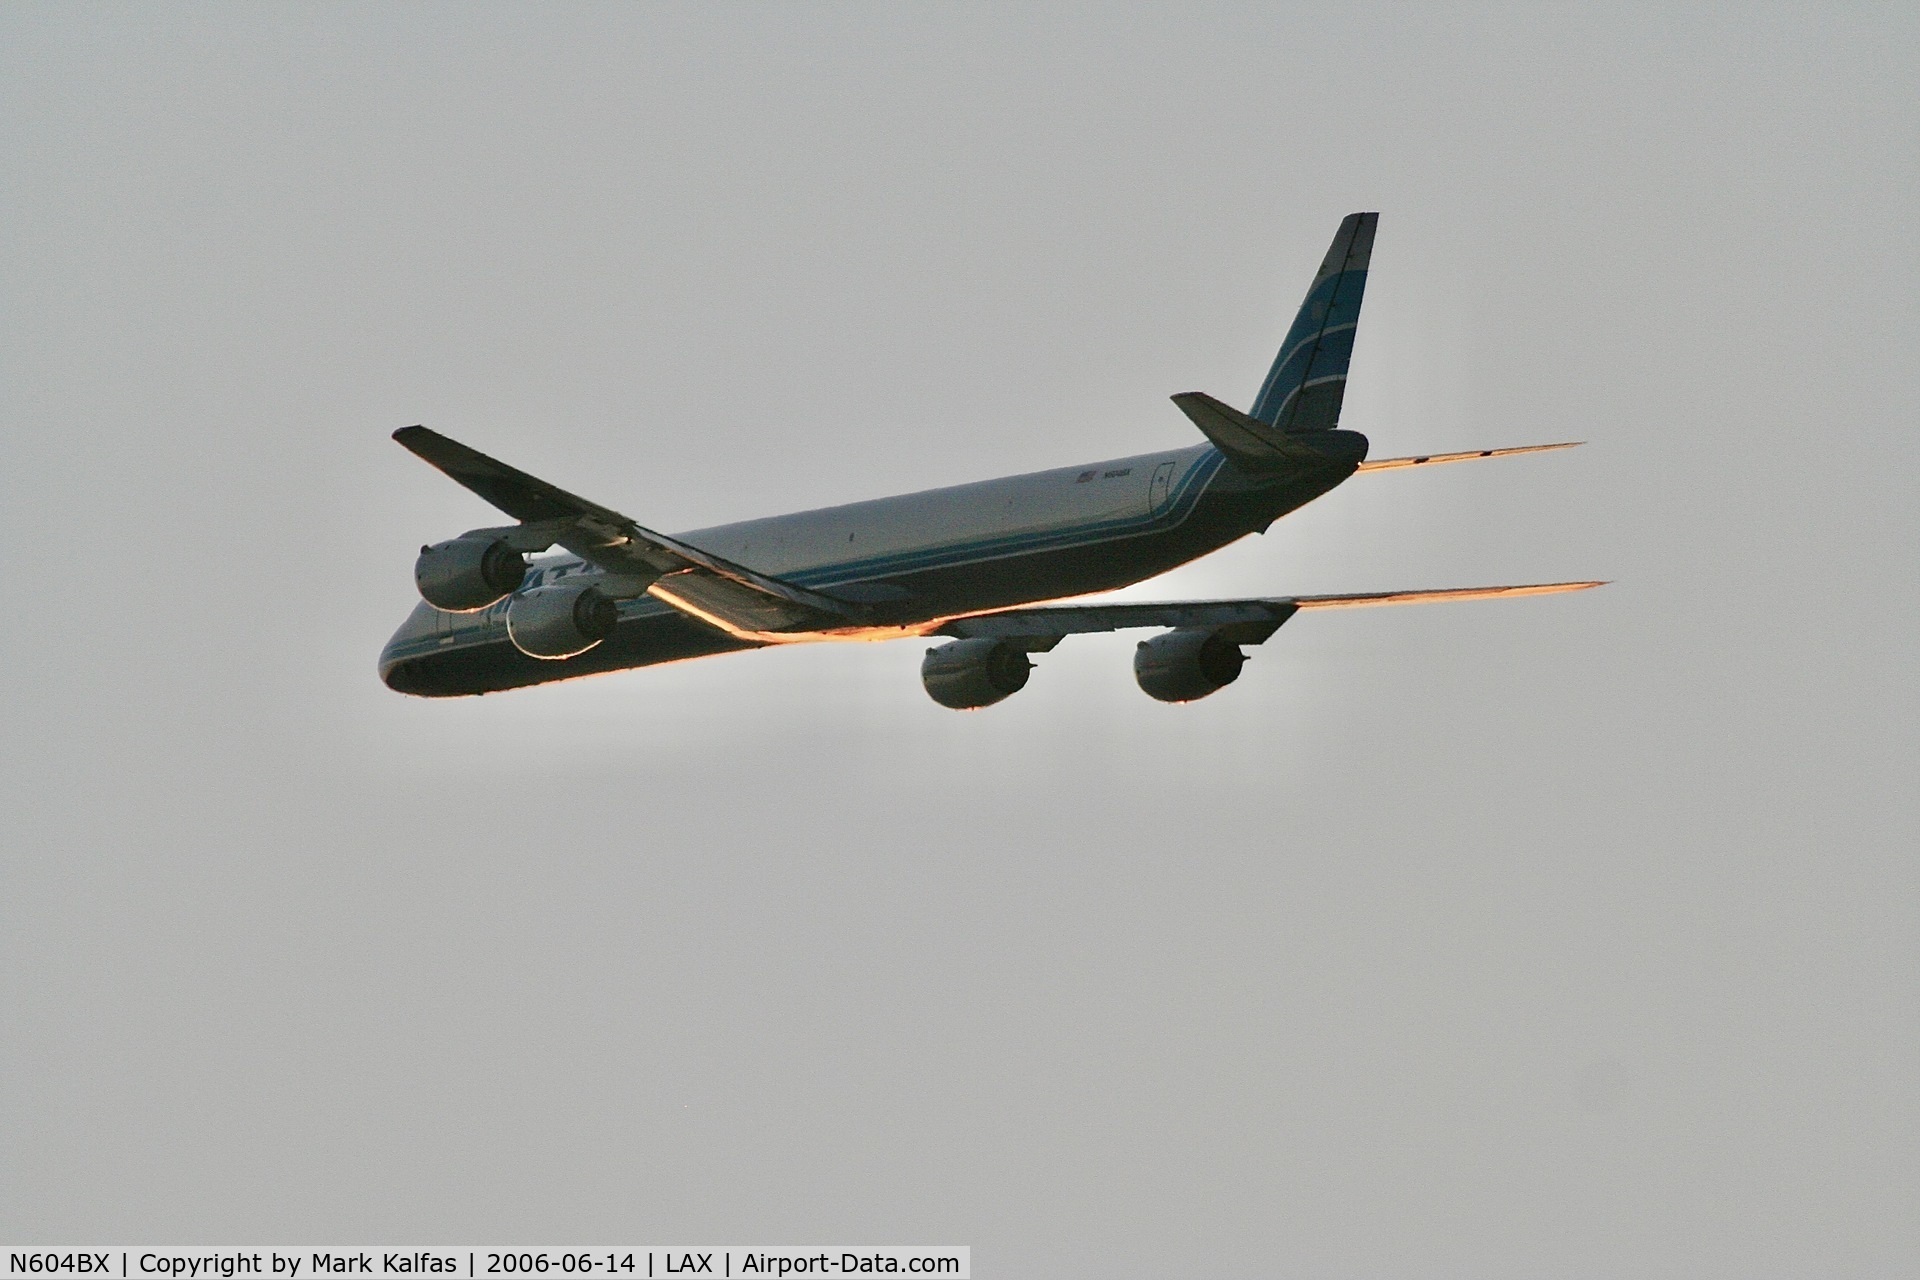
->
[381,213,1599,708]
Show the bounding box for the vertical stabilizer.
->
[1249,212,1376,433]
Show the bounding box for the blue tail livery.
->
[1249,211,1376,433]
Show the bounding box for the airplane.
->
[380,212,1600,708]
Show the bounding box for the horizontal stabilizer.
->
[1355,441,1583,472]
[1171,392,1368,471]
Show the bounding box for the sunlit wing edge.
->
[937,580,1605,640]
[1354,441,1583,471]
[1291,580,1607,609]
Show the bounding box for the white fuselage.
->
[378,438,1351,697]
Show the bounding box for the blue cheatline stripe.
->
[387,450,1231,658]
[1250,268,1368,425]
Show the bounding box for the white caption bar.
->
[2,1252,968,1280]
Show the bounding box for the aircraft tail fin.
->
[1250,212,1376,433]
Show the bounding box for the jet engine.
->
[415,536,528,612]
[1133,628,1247,703]
[921,638,1033,710]
[506,583,620,660]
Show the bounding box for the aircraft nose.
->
[378,627,418,694]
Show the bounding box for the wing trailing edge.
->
[1171,392,1368,471]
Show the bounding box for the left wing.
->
[937,581,1604,647]
[394,425,860,635]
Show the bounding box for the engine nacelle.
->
[506,584,620,660]
[921,638,1033,710]
[415,536,528,612]
[1134,628,1246,703]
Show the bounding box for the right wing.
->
[393,425,861,636]
[937,581,1604,648]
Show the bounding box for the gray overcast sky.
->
[3,4,1916,1274]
